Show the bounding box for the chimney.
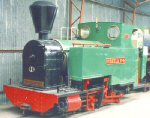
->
[30,1,57,40]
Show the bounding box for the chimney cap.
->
[31,1,56,7]
[30,1,57,38]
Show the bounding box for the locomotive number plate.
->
[23,79,44,88]
[106,58,126,65]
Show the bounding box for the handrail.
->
[72,43,111,47]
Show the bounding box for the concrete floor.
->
[0,91,150,118]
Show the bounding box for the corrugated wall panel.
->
[72,0,150,32]
[71,0,123,38]
[0,53,22,104]
[0,0,69,50]
[122,7,150,26]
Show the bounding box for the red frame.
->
[4,85,58,113]
[102,78,124,105]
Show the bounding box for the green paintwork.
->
[55,22,147,88]
[69,47,139,86]
[78,22,139,48]
[141,56,147,80]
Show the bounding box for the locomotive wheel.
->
[114,90,123,96]
[144,84,147,92]
[143,83,150,92]
[125,87,130,94]
[124,85,132,94]
[22,109,31,117]
[54,98,68,114]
